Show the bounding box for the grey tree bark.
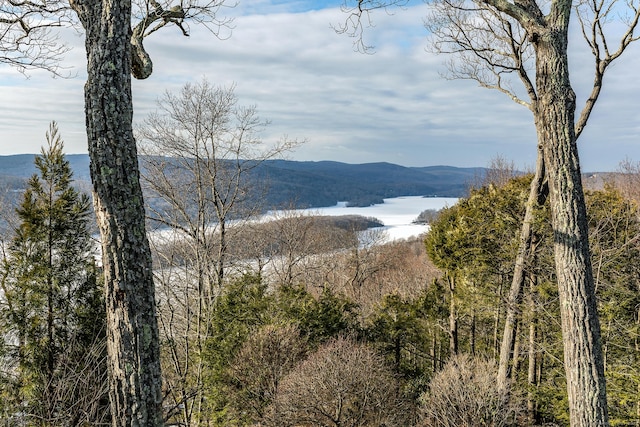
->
[496,145,547,389]
[5,0,243,424]
[489,5,609,422]
[70,0,162,424]
[534,31,608,423]
[340,0,640,423]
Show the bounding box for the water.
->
[298,196,458,241]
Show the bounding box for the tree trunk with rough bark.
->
[527,276,539,425]
[497,147,547,390]
[70,0,163,424]
[533,18,608,426]
[447,275,458,355]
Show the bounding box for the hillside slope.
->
[0,155,482,208]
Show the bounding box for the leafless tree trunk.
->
[66,0,230,424]
[340,0,640,422]
[69,0,163,422]
[535,27,608,424]
[497,147,547,390]
[138,80,299,425]
[447,274,458,356]
[527,275,540,425]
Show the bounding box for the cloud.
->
[1,2,640,171]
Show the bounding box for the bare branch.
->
[333,0,410,53]
[130,0,235,79]
[574,0,640,138]
[0,0,73,75]
[426,0,536,109]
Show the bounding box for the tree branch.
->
[128,0,233,79]
[1,0,73,74]
[333,0,410,53]
[427,0,536,108]
[575,0,640,139]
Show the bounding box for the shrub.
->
[419,354,521,427]
[264,336,414,427]
[226,324,308,424]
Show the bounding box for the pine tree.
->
[0,122,109,425]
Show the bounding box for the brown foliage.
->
[419,354,521,427]
[264,336,414,427]
[227,324,308,423]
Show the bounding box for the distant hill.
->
[253,160,483,207]
[0,154,92,183]
[0,154,483,208]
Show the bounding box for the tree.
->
[614,158,640,204]
[420,354,521,427]
[0,122,109,425]
[585,186,640,425]
[226,324,308,424]
[201,273,273,425]
[497,149,548,390]
[342,0,640,423]
[199,274,358,425]
[424,204,466,355]
[0,0,72,74]
[139,79,300,290]
[366,293,432,384]
[138,80,299,425]
[482,155,519,189]
[260,209,355,287]
[34,1,231,424]
[264,336,413,427]
[2,0,232,422]
[425,175,552,360]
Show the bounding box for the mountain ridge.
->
[0,154,482,208]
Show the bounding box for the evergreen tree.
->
[0,122,109,425]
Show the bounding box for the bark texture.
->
[496,147,547,390]
[533,18,608,426]
[470,0,611,421]
[70,0,163,424]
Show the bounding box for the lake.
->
[298,196,458,242]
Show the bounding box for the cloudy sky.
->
[1,0,639,171]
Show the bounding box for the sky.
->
[1,0,639,171]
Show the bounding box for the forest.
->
[3,0,640,423]
[3,121,640,426]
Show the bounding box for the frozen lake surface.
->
[299,196,458,242]
[149,196,460,246]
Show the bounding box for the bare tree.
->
[261,209,356,287]
[341,0,640,423]
[420,354,521,427]
[138,80,299,425]
[37,332,111,426]
[483,155,519,189]
[0,0,72,74]
[615,158,640,204]
[139,80,301,289]
[264,336,413,427]
[3,0,232,423]
[226,324,308,424]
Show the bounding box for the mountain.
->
[0,154,92,182]
[254,160,482,207]
[0,154,482,208]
